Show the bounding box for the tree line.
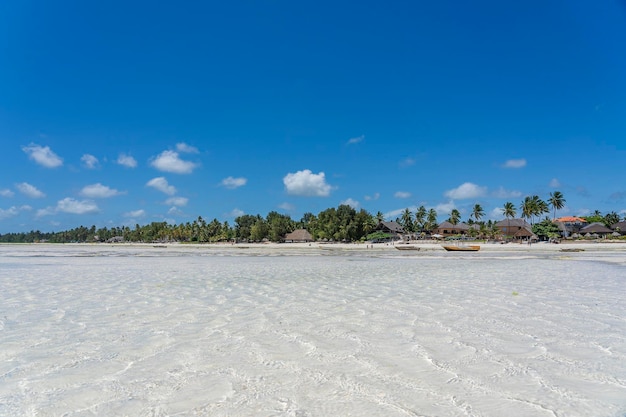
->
[1,190,624,243]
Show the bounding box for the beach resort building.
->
[283,229,314,243]
[579,222,614,239]
[553,216,588,237]
[374,221,405,240]
[494,219,533,240]
[612,221,626,236]
[433,221,470,237]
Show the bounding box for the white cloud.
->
[22,143,63,168]
[435,201,457,216]
[221,176,247,189]
[165,196,188,206]
[80,183,123,198]
[227,208,245,218]
[489,207,504,219]
[146,177,177,195]
[167,206,184,216]
[124,209,146,218]
[16,182,45,198]
[340,198,360,208]
[0,206,19,219]
[283,169,332,197]
[347,135,364,145]
[549,178,561,188]
[1,189,14,197]
[278,202,295,211]
[117,153,137,168]
[384,208,404,220]
[502,158,527,169]
[444,182,487,200]
[56,198,99,214]
[384,205,419,220]
[491,186,522,199]
[150,150,197,174]
[394,191,411,199]
[81,154,99,169]
[364,192,380,201]
[36,206,56,217]
[176,142,199,153]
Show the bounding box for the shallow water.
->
[1,245,625,416]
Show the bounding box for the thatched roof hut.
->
[284,229,314,243]
[580,222,613,235]
[612,221,626,235]
[514,227,538,240]
[375,221,405,234]
[433,221,470,237]
[494,218,531,237]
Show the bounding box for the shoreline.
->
[8,240,626,253]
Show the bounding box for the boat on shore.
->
[441,245,480,252]
[395,245,421,251]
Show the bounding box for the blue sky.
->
[1,1,625,233]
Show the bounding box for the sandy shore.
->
[92,240,626,252]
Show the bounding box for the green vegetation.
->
[1,190,624,244]
[532,218,562,241]
[0,204,376,244]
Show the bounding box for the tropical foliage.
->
[2,189,623,244]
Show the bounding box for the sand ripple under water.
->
[1,244,625,416]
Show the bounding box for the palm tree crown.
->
[448,209,461,225]
[548,191,566,220]
[503,202,516,239]
[472,204,484,223]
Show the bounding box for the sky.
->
[1,1,625,233]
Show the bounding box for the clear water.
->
[1,244,625,416]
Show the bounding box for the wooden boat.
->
[395,245,420,251]
[441,245,480,252]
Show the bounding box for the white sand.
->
[1,243,625,416]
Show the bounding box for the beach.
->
[1,243,625,416]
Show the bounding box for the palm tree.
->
[415,205,427,233]
[448,209,461,225]
[471,204,484,223]
[426,209,438,232]
[401,208,414,232]
[520,196,534,225]
[503,202,516,239]
[536,197,549,222]
[375,211,385,223]
[604,211,620,227]
[548,191,566,220]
